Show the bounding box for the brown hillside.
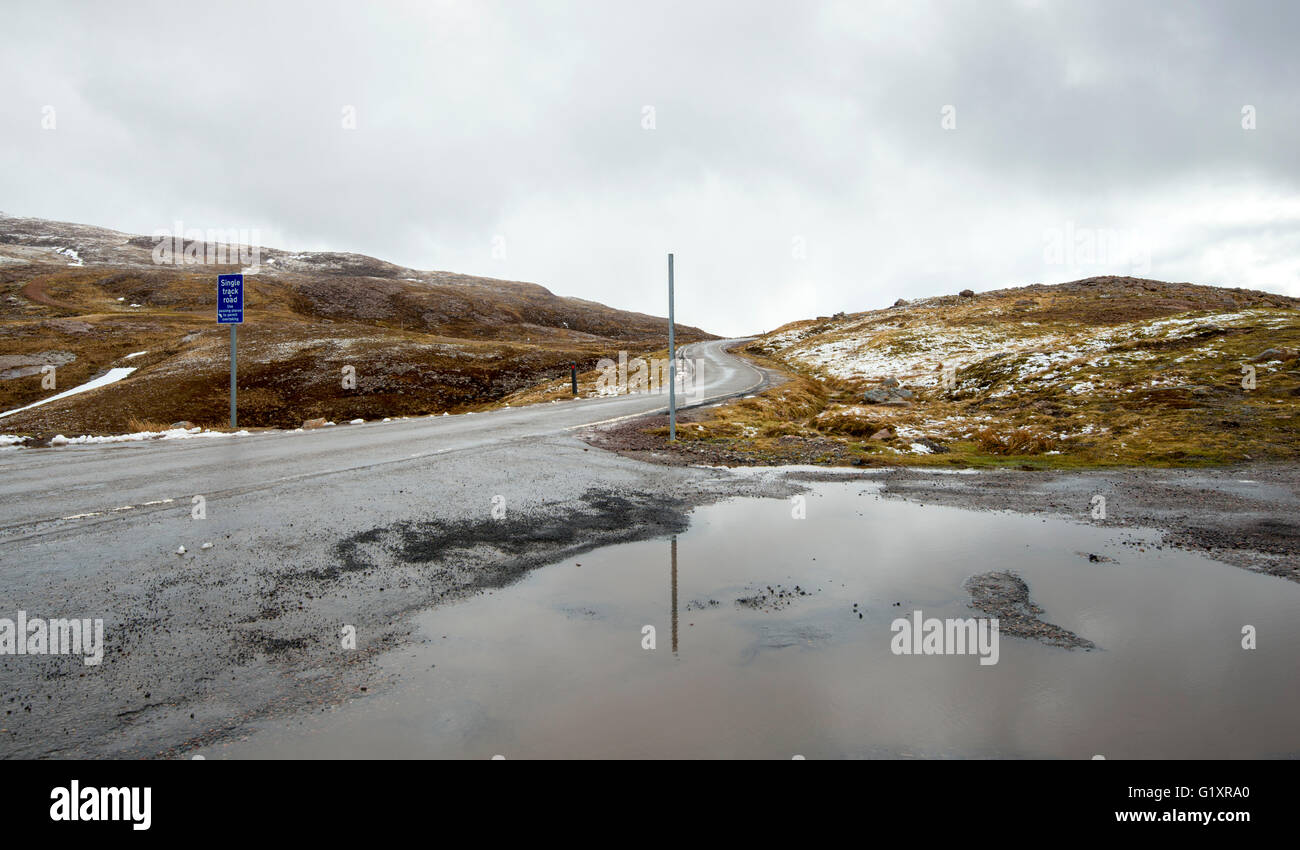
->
[0,214,712,435]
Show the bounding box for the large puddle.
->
[218,478,1300,759]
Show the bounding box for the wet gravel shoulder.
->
[0,435,805,759]
[874,464,1300,583]
[586,413,1299,583]
[6,417,1294,759]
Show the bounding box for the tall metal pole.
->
[668,253,675,441]
[230,324,237,429]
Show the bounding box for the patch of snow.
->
[0,367,137,419]
[125,351,147,359]
[40,426,252,445]
[1138,311,1255,337]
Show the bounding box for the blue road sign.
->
[218,274,244,324]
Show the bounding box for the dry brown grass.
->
[813,406,885,437]
[972,426,1059,456]
[125,416,174,433]
[641,278,1300,469]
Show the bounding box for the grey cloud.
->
[2,0,1296,335]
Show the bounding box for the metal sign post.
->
[217,274,244,428]
[570,362,578,395]
[668,253,676,441]
[230,324,236,427]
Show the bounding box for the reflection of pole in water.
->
[671,535,678,656]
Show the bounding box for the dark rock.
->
[863,387,914,404]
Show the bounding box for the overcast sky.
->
[2,0,1297,336]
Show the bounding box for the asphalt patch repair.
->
[322,488,691,600]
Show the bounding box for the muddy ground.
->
[871,464,1300,583]
[3,419,1295,759]
[585,418,1300,584]
[0,436,803,759]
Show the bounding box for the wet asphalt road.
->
[10,336,1289,760]
[0,339,785,758]
[0,339,762,539]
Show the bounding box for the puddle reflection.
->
[220,481,1300,760]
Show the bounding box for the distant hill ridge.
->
[672,275,1300,468]
[0,213,713,434]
